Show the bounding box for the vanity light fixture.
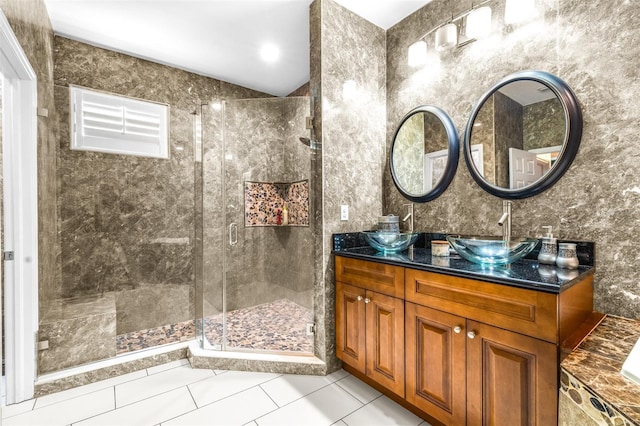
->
[435,23,458,51]
[407,40,428,67]
[407,0,492,67]
[505,0,536,24]
[466,6,492,39]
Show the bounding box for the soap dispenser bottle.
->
[538,226,557,265]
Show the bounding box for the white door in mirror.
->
[622,337,640,385]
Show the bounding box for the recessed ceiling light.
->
[260,43,280,63]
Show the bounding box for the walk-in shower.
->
[37,89,318,380]
[196,96,317,355]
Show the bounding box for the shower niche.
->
[244,180,309,227]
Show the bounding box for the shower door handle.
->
[229,223,238,246]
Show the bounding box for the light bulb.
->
[505,0,537,24]
[466,6,492,39]
[408,40,428,67]
[435,23,458,51]
[260,43,280,63]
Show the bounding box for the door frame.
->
[0,10,39,404]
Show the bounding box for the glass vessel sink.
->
[363,231,419,253]
[447,235,538,265]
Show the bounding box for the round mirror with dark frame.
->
[390,105,460,203]
[463,70,583,199]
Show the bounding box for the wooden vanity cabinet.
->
[406,301,557,425]
[465,320,557,426]
[335,257,405,397]
[405,268,593,426]
[335,255,596,425]
[405,302,467,425]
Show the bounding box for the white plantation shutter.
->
[70,85,169,159]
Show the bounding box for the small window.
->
[70,85,169,159]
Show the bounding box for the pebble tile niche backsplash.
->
[244,180,310,227]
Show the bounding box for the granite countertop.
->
[333,232,595,294]
[561,315,640,425]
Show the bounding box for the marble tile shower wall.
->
[214,97,314,313]
[53,36,270,360]
[384,0,640,318]
[310,0,387,371]
[0,0,59,318]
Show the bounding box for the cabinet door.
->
[466,320,558,426]
[336,281,366,373]
[405,303,467,426]
[365,290,405,397]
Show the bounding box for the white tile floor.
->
[1,359,432,426]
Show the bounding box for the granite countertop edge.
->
[333,232,596,295]
[560,315,640,425]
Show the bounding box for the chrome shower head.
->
[299,137,311,147]
[299,137,321,150]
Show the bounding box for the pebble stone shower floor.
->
[116,299,313,354]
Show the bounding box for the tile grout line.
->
[253,376,362,424]
[156,385,202,425]
[113,370,216,410]
[1,399,37,420]
[185,383,198,408]
[52,385,120,425]
[335,393,384,425]
[183,373,284,411]
[258,383,281,408]
[33,368,153,410]
[333,375,381,405]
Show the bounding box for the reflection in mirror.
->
[471,80,564,188]
[390,105,459,202]
[464,71,582,199]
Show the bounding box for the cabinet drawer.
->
[335,256,404,298]
[405,269,559,343]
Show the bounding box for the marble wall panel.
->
[494,91,523,188]
[115,283,194,334]
[311,0,387,370]
[212,96,315,317]
[309,0,326,365]
[393,114,424,195]
[0,0,59,317]
[37,294,116,374]
[55,81,196,299]
[385,0,640,318]
[283,96,313,182]
[200,105,224,318]
[472,97,496,183]
[523,97,565,150]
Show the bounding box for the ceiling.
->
[43,0,431,97]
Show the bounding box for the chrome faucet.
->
[402,203,414,233]
[498,200,512,242]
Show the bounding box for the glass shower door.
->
[202,96,315,354]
